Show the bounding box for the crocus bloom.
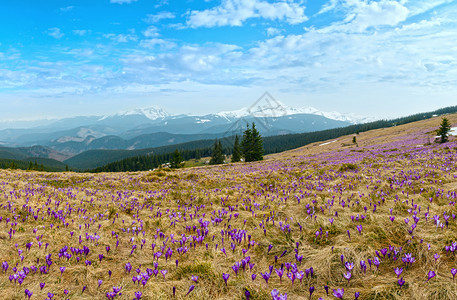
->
[343,272,351,283]
[275,268,284,281]
[398,277,405,287]
[271,289,287,300]
[451,268,457,280]
[185,285,195,296]
[245,289,251,300]
[333,288,344,299]
[394,267,403,278]
[309,286,315,299]
[427,270,436,281]
[261,272,271,286]
[222,273,230,286]
[434,253,440,262]
[134,291,142,300]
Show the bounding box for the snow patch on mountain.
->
[214,104,376,124]
[99,106,169,121]
[55,128,106,143]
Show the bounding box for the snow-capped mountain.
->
[214,103,375,124]
[0,103,372,154]
[99,106,169,121]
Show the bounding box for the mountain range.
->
[0,104,372,159]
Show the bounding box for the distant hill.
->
[85,104,457,172]
[3,105,457,172]
[0,105,352,154]
[0,157,68,172]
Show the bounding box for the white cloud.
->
[266,27,281,36]
[60,6,74,12]
[110,0,138,4]
[317,0,340,15]
[317,0,409,33]
[73,30,88,36]
[145,12,175,23]
[347,0,409,32]
[187,0,308,28]
[104,33,138,43]
[406,0,454,17]
[139,39,176,49]
[47,28,64,39]
[143,26,160,37]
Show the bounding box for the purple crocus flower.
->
[309,286,315,299]
[356,225,362,234]
[261,271,271,287]
[185,285,195,296]
[245,289,251,300]
[398,277,405,287]
[2,261,8,272]
[394,267,403,278]
[134,291,142,299]
[434,253,440,262]
[427,270,436,282]
[222,273,230,286]
[271,289,287,300]
[275,268,284,281]
[125,262,132,273]
[40,282,45,290]
[451,268,457,280]
[333,288,344,299]
[343,272,352,283]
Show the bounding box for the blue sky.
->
[0,0,456,121]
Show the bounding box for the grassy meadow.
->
[1,115,457,299]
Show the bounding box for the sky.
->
[0,0,456,122]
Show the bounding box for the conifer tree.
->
[170,149,183,168]
[241,124,253,161]
[231,135,241,162]
[241,123,263,162]
[437,117,452,143]
[251,123,263,161]
[210,139,225,164]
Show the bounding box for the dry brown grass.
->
[1,115,457,299]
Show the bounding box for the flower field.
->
[1,115,457,299]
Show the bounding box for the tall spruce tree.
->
[210,139,225,164]
[170,149,183,168]
[437,117,452,143]
[241,123,263,162]
[231,135,241,162]
[241,124,253,161]
[251,123,263,161]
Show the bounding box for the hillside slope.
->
[1,115,457,299]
